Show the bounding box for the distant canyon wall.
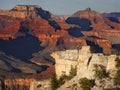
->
[0,5,41,19]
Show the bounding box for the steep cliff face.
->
[0,15,21,39]
[85,37,112,54]
[54,18,71,30]
[4,78,35,90]
[51,46,118,79]
[51,46,119,90]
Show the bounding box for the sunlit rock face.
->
[0,5,41,19]
[51,46,117,79]
[30,79,51,90]
[12,5,41,11]
[4,78,35,90]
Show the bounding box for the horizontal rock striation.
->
[82,30,120,44]
[0,5,41,19]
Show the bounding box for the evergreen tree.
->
[51,74,59,90]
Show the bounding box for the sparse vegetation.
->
[114,57,120,86]
[111,49,120,55]
[68,65,77,79]
[104,88,120,90]
[72,83,77,90]
[115,57,120,69]
[57,75,66,86]
[79,78,95,90]
[90,46,96,53]
[50,74,68,90]
[51,74,59,90]
[50,66,77,90]
[114,69,120,85]
[37,84,42,88]
[94,64,109,79]
[72,83,77,87]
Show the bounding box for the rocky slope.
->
[0,51,42,74]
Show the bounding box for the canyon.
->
[0,5,120,90]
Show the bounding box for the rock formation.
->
[4,78,35,90]
[82,30,120,44]
[51,46,119,90]
[0,5,41,19]
[30,79,51,90]
[67,8,110,31]
[0,5,120,90]
[51,46,114,79]
[0,6,119,56]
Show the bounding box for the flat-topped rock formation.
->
[12,5,41,11]
[51,46,117,79]
[51,46,119,90]
[0,5,41,19]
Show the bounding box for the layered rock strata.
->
[0,5,41,19]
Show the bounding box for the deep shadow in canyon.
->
[108,17,120,23]
[112,44,120,51]
[86,40,103,53]
[0,34,44,62]
[36,8,61,30]
[66,17,92,37]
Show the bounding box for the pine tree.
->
[51,74,59,90]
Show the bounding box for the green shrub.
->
[51,74,59,90]
[79,78,95,90]
[51,74,68,90]
[50,66,77,90]
[57,75,66,85]
[90,46,96,53]
[115,57,120,69]
[94,64,109,79]
[114,69,120,85]
[68,65,77,79]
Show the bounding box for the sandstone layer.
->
[51,46,119,90]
